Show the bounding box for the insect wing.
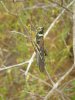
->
[36,37,45,72]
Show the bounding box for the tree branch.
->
[44,64,75,100]
[44,0,75,99]
[0,60,29,71]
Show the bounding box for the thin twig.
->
[44,5,75,97]
[0,1,18,16]
[49,0,73,14]
[24,52,36,76]
[22,2,72,14]
[10,30,27,38]
[25,91,44,99]
[44,0,74,38]
[60,78,75,90]
[0,61,29,71]
[44,64,75,100]
[45,67,55,86]
[20,69,52,87]
[56,89,67,100]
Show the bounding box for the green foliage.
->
[0,0,74,99]
[72,80,75,86]
[0,87,7,95]
[71,96,75,100]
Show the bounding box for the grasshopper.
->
[36,27,45,72]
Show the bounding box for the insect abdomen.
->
[36,37,45,72]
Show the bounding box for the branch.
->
[45,67,55,86]
[10,30,27,38]
[0,60,29,71]
[49,0,73,14]
[20,69,52,87]
[0,1,18,16]
[23,4,55,10]
[44,0,75,99]
[44,0,74,38]
[24,52,36,76]
[60,78,75,91]
[22,2,72,14]
[44,64,75,100]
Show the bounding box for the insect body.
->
[36,27,45,72]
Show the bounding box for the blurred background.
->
[0,0,74,100]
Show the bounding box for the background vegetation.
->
[0,0,75,100]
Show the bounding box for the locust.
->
[36,27,45,72]
[24,26,45,72]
